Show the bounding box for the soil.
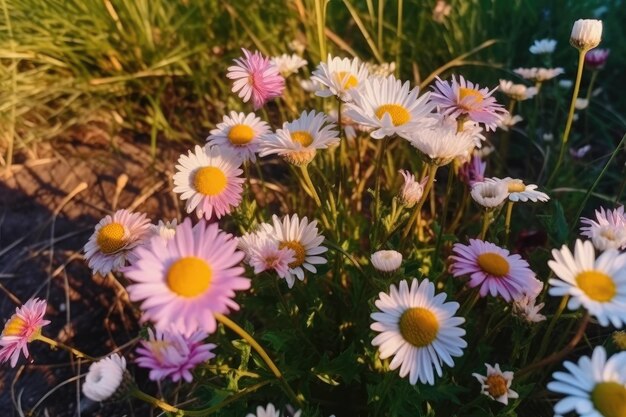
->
[0,129,186,417]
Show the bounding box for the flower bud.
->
[371,250,403,273]
[570,19,602,50]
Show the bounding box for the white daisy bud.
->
[83,354,129,402]
[570,19,602,50]
[150,219,178,240]
[470,181,508,208]
[398,170,425,208]
[371,250,403,273]
[575,98,589,110]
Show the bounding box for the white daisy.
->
[473,363,519,405]
[206,111,270,162]
[498,80,538,101]
[271,53,308,77]
[150,219,177,240]
[398,170,427,207]
[470,181,509,208]
[548,239,626,327]
[344,74,435,140]
[512,295,547,323]
[580,206,626,251]
[246,403,281,417]
[576,98,590,110]
[497,114,523,131]
[260,214,328,288]
[364,61,397,77]
[485,177,549,203]
[258,110,339,165]
[84,209,152,275]
[529,38,557,54]
[559,79,574,89]
[514,67,564,82]
[83,354,128,402]
[406,118,480,166]
[172,145,245,220]
[371,250,403,273]
[370,278,467,385]
[311,55,369,100]
[548,346,626,417]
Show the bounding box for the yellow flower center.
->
[399,307,439,347]
[96,223,127,254]
[166,257,212,298]
[591,382,626,417]
[291,130,314,147]
[334,71,359,89]
[227,124,255,145]
[279,240,306,268]
[477,252,510,277]
[2,316,26,337]
[375,104,411,126]
[601,228,618,241]
[149,340,171,363]
[486,374,508,398]
[459,87,484,108]
[507,182,526,193]
[576,271,616,302]
[193,166,227,196]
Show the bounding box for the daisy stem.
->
[401,164,438,240]
[214,313,302,407]
[35,334,97,361]
[314,0,327,59]
[300,164,322,207]
[504,201,514,245]
[549,49,587,186]
[534,294,569,363]
[478,209,492,240]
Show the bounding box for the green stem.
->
[36,334,97,361]
[402,164,438,239]
[314,0,327,60]
[479,209,492,240]
[395,0,403,74]
[300,164,322,207]
[535,294,569,362]
[433,167,455,271]
[2,0,16,173]
[504,201,514,245]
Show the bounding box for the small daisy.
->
[173,145,245,220]
[548,346,626,417]
[84,209,152,275]
[364,61,397,77]
[371,250,403,273]
[151,219,177,241]
[512,295,547,323]
[450,239,542,302]
[497,114,524,131]
[559,79,574,89]
[458,154,486,187]
[246,233,296,280]
[136,328,216,383]
[582,207,626,251]
[430,75,507,131]
[271,53,307,77]
[571,145,592,159]
[470,181,509,208]
[344,74,435,140]
[124,218,250,336]
[0,298,50,367]
[548,239,626,327]
[227,48,285,109]
[311,55,369,100]
[246,403,281,417]
[485,177,550,203]
[473,363,519,405]
[83,354,128,402]
[398,170,427,207]
[585,48,610,70]
[371,278,467,385]
[406,119,480,166]
[499,80,539,101]
[514,67,564,82]
[258,110,339,165]
[206,111,270,162]
[529,38,557,54]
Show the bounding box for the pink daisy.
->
[247,234,296,280]
[584,48,610,70]
[227,48,285,110]
[123,218,250,336]
[84,209,152,275]
[0,298,50,367]
[431,75,507,131]
[580,206,626,251]
[135,328,216,383]
[450,239,542,301]
[173,145,245,221]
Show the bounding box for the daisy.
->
[124,218,250,336]
[559,79,574,89]
[150,219,177,240]
[344,74,435,140]
[271,53,307,77]
[512,295,547,323]
[458,154,486,187]
[529,38,557,54]
[430,75,507,131]
[585,48,610,70]
[370,278,467,385]
[0,298,50,367]
[548,346,626,417]
[485,177,550,203]
[258,110,339,165]
[246,403,281,417]
[498,80,538,101]
[83,354,128,402]
[246,233,296,280]
[514,67,565,82]
[364,61,397,77]
[473,363,519,405]
[548,239,626,327]
[227,48,285,109]
[406,119,480,166]
[371,250,403,273]
[398,170,427,207]
[84,209,152,275]
[497,114,524,131]
[135,328,216,383]
[260,214,328,288]
[581,206,626,251]
[172,145,245,220]
[570,19,603,51]
[450,239,542,301]
[311,55,369,100]
[470,181,509,208]
[206,111,270,162]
